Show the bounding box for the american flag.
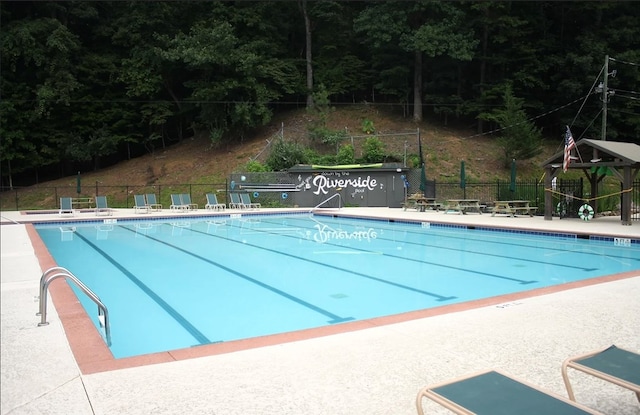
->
[563,125,576,172]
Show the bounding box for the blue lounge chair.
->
[205,193,226,211]
[416,370,602,415]
[133,194,149,214]
[59,197,75,217]
[170,194,188,211]
[95,196,113,216]
[229,193,245,209]
[145,193,162,211]
[562,345,640,403]
[240,193,261,209]
[181,193,198,210]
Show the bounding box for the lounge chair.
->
[416,370,602,415]
[229,192,246,209]
[181,193,198,210]
[133,194,149,214]
[240,193,261,209]
[170,194,188,211]
[562,345,640,403]
[95,196,113,216]
[145,193,162,211]
[59,197,75,217]
[205,193,226,211]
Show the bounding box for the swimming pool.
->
[35,213,640,359]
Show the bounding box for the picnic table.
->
[491,200,538,217]
[446,199,483,215]
[403,194,442,212]
[71,197,94,209]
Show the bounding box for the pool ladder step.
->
[36,266,111,346]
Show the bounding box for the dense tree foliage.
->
[1,1,638,186]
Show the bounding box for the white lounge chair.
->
[181,193,198,210]
[205,193,226,211]
[170,194,188,211]
[240,193,261,209]
[229,193,246,209]
[59,197,75,217]
[145,193,162,211]
[95,196,113,216]
[133,194,149,214]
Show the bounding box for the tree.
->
[477,84,542,167]
[355,2,477,122]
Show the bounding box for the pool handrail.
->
[37,266,111,346]
[311,193,342,211]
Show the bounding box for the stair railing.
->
[37,267,111,346]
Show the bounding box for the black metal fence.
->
[1,171,637,220]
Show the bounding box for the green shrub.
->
[360,136,386,163]
[266,139,308,171]
[336,144,355,165]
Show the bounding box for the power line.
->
[461,94,591,140]
[610,57,640,67]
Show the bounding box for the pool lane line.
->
[72,230,213,345]
[119,226,355,325]
[265,216,624,272]
[223,219,538,285]
[123,222,460,302]
[279,216,639,266]
[189,224,462,300]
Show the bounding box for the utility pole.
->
[601,55,609,141]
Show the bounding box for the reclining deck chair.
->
[240,193,261,209]
[59,197,75,217]
[229,192,245,209]
[205,193,226,211]
[95,196,113,216]
[170,194,188,211]
[145,193,162,211]
[133,194,149,214]
[416,370,602,415]
[562,345,640,403]
[181,193,198,210]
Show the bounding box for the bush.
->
[266,139,308,171]
[336,144,355,165]
[359,136,386,163]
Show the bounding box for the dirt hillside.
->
[79,105,557,188]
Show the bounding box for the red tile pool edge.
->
[26,224,639,375]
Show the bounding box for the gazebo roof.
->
[541,139,640,169]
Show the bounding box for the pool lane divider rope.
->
[72,231,214,345]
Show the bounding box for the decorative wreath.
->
[578,204,594,221]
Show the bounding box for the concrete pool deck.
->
[1,208,639,414]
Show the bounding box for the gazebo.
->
[541,139,640,225]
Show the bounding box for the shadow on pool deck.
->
[1,208,639,415]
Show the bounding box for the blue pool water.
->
[35,214,640,358]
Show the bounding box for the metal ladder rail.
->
[311,193,342,212]
[37,267,111,346]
